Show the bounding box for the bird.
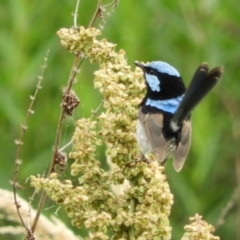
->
[135,61,223,171]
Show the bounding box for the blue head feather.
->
[146,61,180,77]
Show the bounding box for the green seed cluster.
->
[30,26,219,240]
[181,214,219,240]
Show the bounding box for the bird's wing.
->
[138,108,167,162]
[173,120,192,172]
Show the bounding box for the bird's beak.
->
[134,61,145,70]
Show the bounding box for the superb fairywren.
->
[135,61,223,171]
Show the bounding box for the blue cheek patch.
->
[145,94,184,114]
[145,73,160,92]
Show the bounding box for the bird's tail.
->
[170,63,224,131]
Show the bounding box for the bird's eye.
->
[148,69,155,75]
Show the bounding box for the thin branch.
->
[58,100,103,153]
[129,198,136,239]
[31,1,101,227]
[31,54,81,233]
[214,186,240,230]
[32,0,114,234]
[103,0,118,8]
[73,0,80,28]
[236,153,240,239]
[58,140,73,152]
[88,0,102,28]
[12,50,49,238]
[217,86,240,235]
[27,190,37,229]
[90,100,103,117]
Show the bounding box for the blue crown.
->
[145,61,180,77]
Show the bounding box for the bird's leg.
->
[160,158,167,166]
[125,152,151,167]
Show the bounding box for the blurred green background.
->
[1,0,240,239]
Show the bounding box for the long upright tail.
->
[170,63,224,131]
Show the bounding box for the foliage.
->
[0,0,239,239]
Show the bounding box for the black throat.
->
[140,72,186,107]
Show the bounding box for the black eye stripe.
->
[145,67,157,75]
[149,69,155,75]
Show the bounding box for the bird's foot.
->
[125,154,151,167]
